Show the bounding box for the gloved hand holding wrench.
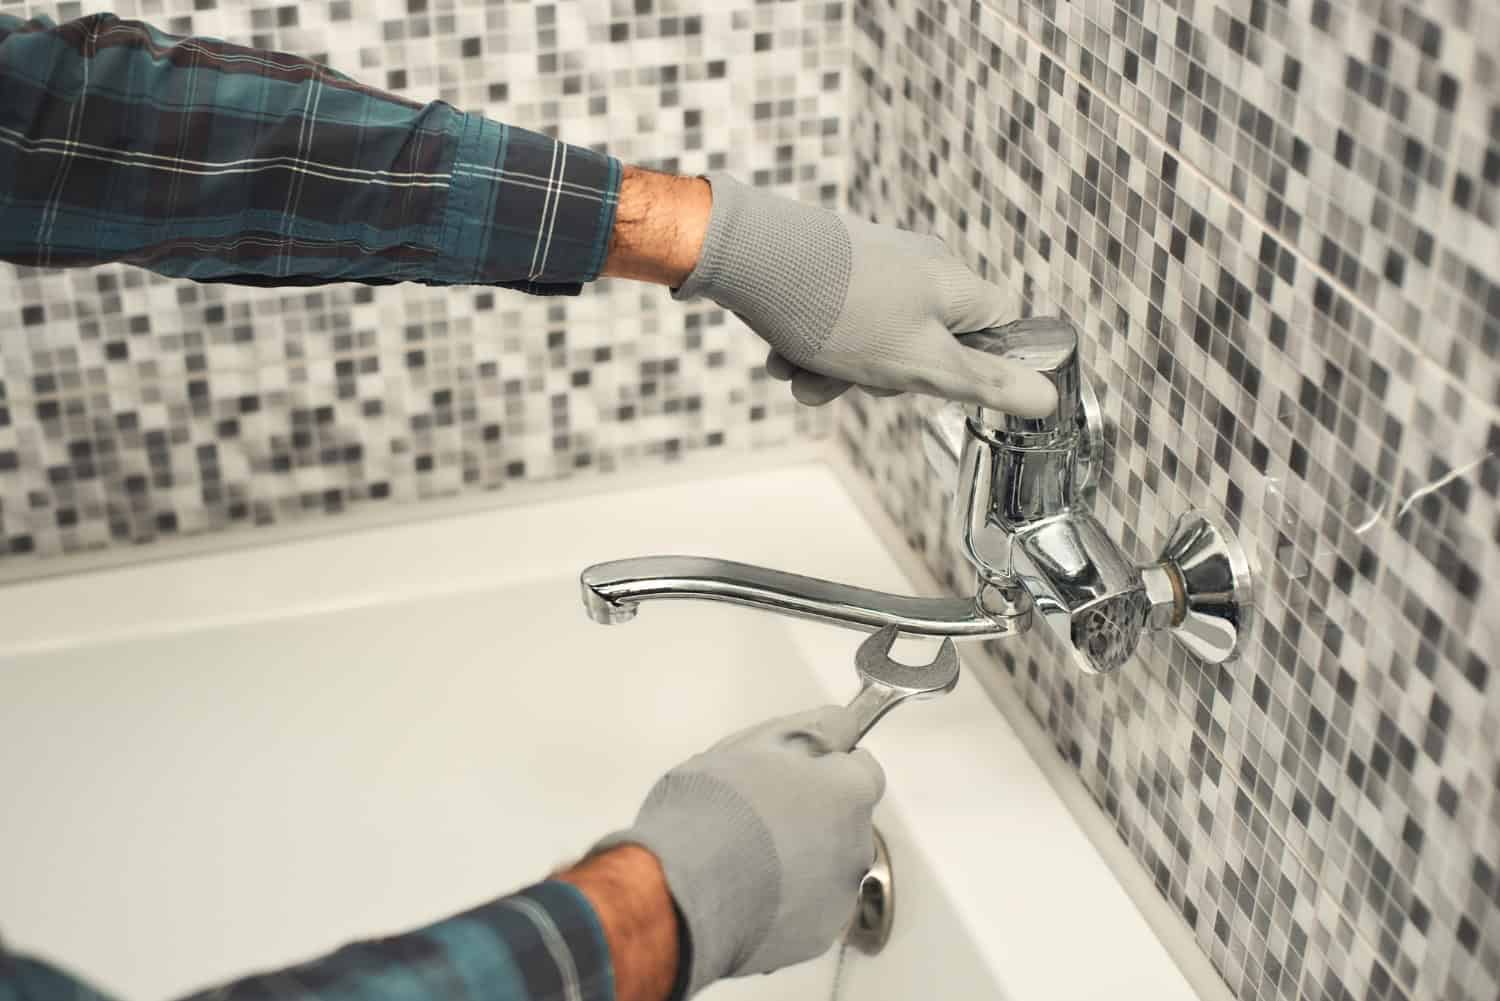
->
[599,626,960,996]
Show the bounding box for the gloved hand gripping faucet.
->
[672,175,1060,416]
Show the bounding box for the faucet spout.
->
[580,556,1031,639]
[1009,515,1150,674]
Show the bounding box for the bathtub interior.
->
[0,496,995,999]
[0,462,1202,1001]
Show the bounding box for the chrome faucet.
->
[581,555,1032,638]
[927,319,1252,672]
[580,318,1252,673]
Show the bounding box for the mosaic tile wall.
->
[837,1,1498,1000]
[0,0,845,562]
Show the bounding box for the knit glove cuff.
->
[672,173,852,368]
[595,773,780,998]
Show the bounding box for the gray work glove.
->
[673,173,1058,415]
[596,707,884,998]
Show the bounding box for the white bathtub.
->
[0,460,1204,1001]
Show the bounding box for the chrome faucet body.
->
[580,318,1252,673]
[937,319,1252,673]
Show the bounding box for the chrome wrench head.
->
[854,625,961,698]
[838,626,962,748]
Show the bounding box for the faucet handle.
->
[1141,511,1255,662]
[955,317,1081,441]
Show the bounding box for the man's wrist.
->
[601,167,712,287]
[557,843,681,1001]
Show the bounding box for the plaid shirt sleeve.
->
[0,881,616,1001]
[0,13,621,294]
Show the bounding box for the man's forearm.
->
[557,844,681,1001]
[0,13,619,292]
[602,168,712,288]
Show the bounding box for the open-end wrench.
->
[835,625,960,749]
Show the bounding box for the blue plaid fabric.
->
[0,13,621,294]
[0,881,615,1001]
[0,14,624,997]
